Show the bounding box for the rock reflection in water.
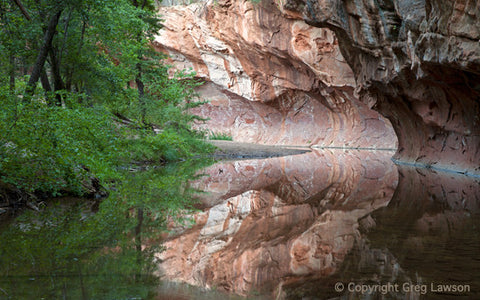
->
[282,166,480,300]
[157,149,398,297]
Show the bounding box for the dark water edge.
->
[156,281,266,300]
[0,159,214,300]
[0,276,263,300]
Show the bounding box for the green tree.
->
[0,0,213,199]
[0,0,215,297]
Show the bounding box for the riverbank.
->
[208,140,311,159]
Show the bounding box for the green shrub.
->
[0,81,213,197]
[208,131,233,141]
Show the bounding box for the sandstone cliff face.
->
[155,0,480,174]
[280,0,480,174]
[154,1,397,148]
[156,0,354,100]
[190,82,395,146]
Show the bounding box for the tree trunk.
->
[48,48,65,106]
[132,0,148,123]
[135,207,144,255]
[66,19,86,92]
[134,206,144,280]
[40,68,52,92]
[25,9,62,99]
[40,68,56,105]
[135,63,146,122]
[9,55,15,91]
[11,0,31,20]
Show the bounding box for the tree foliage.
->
[0,0,215,296]
[0,0,213,197]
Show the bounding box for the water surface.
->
[1,150,479,299]
[158,149,480,299]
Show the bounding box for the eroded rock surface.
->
[156,0,480,174]
[279,0,480,175]
[190,82,396,147]
[154,1,397,148]
[157,149,398,297]
[155,0,354,100]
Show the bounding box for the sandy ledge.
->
[208,140,311,159]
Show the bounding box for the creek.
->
[1,149,479,299]
[158,149,480,299]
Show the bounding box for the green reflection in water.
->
[0,159,212,299]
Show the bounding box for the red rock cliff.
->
[155,0,479,174]
[154,1,397,148]
[280,0,480,174]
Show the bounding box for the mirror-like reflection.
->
[281,165,480,299]
[157,149,399,297]
[0,160,210,299]
[2,148,478,299]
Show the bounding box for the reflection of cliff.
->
[280,165,480,299]
[156,150,398,297]
[368,166,480,297]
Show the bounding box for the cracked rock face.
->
[154,0,397,148]
[281,0,480,174]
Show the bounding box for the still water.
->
[158,149,480,299]
[1,149,479,299]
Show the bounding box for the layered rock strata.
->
[190,82,395,146]
[154,1,397,148]
[155,0,480,174]
[157,149,398,296]
[279,0,480,175]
